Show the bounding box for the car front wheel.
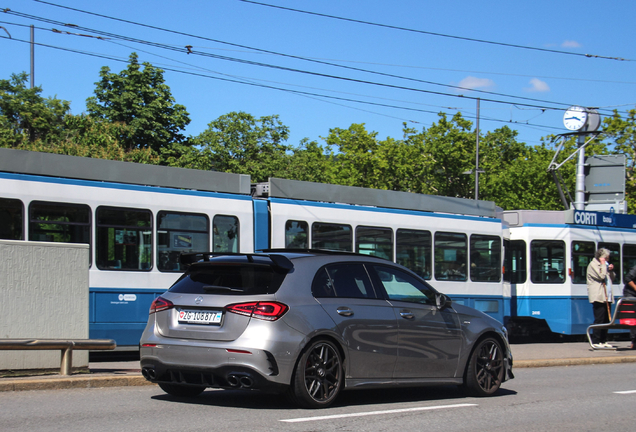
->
[463,337,504,396]
[289,339,343,408]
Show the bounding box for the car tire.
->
[158,382,206,397]
[289,339,343,408]
[463,337,504,397]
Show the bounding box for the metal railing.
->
[0,339,117,375]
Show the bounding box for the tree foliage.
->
[0,72,70,146]
[86,52,191,154]
[196,112,291,182]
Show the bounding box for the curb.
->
[514,356,636,368]
[3,356,636,392]
[0,374,153,392]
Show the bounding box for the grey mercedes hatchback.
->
[140,250,513,408]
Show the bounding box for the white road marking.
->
[614,390,636,394]
[280,403,478,423]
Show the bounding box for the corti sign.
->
[566,209,636,229]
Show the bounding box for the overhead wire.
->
[20,3,590,110]
[238,0,635,62]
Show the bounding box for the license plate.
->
[178,309,223,325]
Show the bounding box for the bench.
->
[0,338,116,375]
[586,297,636,348]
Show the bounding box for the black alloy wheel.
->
[464,337,504,396]
[290,339,343,408]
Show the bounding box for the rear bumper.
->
[140,352,287,393]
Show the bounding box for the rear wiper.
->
[202,285,244,293]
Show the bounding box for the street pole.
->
[30,25,34,89]
[475,98,480,200]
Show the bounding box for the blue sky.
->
[1,0,634,149]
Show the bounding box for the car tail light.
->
[149,296,174,314]
[226,301,289,321]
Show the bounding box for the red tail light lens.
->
[226,301,289,321]
[149,296,174,314]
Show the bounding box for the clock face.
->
[563,106,588,131]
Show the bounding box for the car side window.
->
[312,263,376,299]
[370,265,436,305]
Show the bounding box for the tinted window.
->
[434,232,467,281]
[599,242,620,284]
[285,220,308,249]
[96,206,152,271]
[312,222,352,251]
[370,265,436,305]
[314,263,376,299]
[470,234,501,282]
[356,226,392,259]
[571,241,595,284]
[396,229,431,280]
[0,198,23,240]
[158,211,209,272]
[29,201,90,245]
[530,240,565,284]
[213,215,239,252]
[505,239,526,284]
[624,244,636,282]
[170,264,286,295]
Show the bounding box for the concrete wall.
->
[0,240,89,370]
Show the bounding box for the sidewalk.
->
[1,341,636,392]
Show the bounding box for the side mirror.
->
[436,293,452,310]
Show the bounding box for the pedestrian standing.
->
[623,264,636,349]
[586,248,615,349]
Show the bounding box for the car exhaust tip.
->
[141,367,157,380]
[226,374,240,387]
[239,376,254,388]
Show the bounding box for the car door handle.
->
[336,307,354,317]
[399,311,415,319]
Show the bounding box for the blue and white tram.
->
[256,178,508,324]
[504,209,636,336]
[1,149,510,347]
[0,149,254,347]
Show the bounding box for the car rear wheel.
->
[289,339,343,408]
[158,382,206,397]
[463,337,504,396]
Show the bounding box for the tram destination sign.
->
[566,210,636,229]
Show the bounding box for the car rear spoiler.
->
[179,252,294,272]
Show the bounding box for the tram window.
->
[504,239,526,284]
[530,240,565,284]
[0,198,23,240]
[356,226,393,259]
[157,211,209,272]
[213,215,239,253]
[598,242,621,285]
[312,222,352,252]
[285,220,308,249]
[470,234,501,282]
[29,201,90,249]
[571,241,595,284]
[434,232,467,281]
[96,206,152,271]
[396,229,431,280]
[623,244,636,281]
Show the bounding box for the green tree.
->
[285,138,337,183]
[86,53,191,154]
[0,72,70,146]
[196,111,291,182]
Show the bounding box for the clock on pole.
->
[563,106,588,131]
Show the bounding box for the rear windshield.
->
[168,264,287,295]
